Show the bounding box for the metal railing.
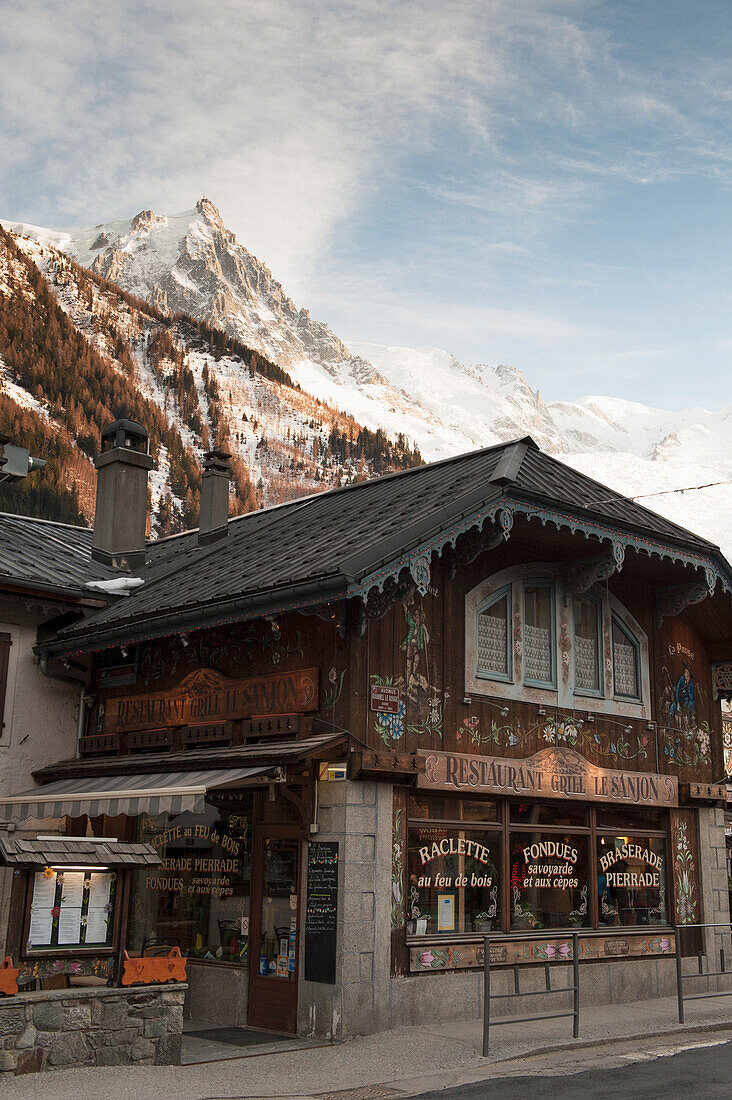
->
[674,923,732,1024]
[482,932,580,1055]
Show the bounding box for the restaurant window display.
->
[129,796,252,963]
[408,795,501,934]
[597,834,667,927]
[510,832,590,930]
[405,795,673,939]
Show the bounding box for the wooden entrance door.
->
[248,827,301,1033]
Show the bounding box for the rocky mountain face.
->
[3,200,731,558]
[0,225,420,533]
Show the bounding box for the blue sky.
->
[1,0,731,408]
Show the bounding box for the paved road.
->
[408,1038,732,1099]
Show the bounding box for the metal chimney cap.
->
[101,420,150,454]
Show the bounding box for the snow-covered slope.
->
[4,202,731,559]
[351,343,732,558]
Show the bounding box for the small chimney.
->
[198,449,231,545]
[92,420,153,570]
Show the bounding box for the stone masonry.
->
[298,778,392,1039]
[0,983,186,1076]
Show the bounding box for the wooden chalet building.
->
[2,425,732,1038]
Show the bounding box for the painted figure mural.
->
[669,664,695,732]
[402,598,430,703]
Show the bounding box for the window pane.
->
[409,794,500,823]
[477,592,509,677]
[613,619,639,698]
[510,801,589,827]
[130,803,252,963]
[408,827,501,934]
[409,795,459,821]
[510,832,591,930]
[595,806,665,831]
[598,835,668,927]
[574,597,600,694]
[461,799,501,824]
[524,584,554,684]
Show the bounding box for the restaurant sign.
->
[104,666,319,734]
[417,746,678,808]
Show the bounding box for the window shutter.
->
[0,632,13,731]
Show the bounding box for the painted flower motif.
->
[104,902,113,914]
[659,938,671,952]
[377,700,406,742]
[271,651,281,665]
[419,951,436,967]
[51,906,60,919]
[507,732,518,747]
[696,727,710,757]
[328,666,337,684]
[43,866,54,879]
[80,915,88,927]
[546,943,571,959]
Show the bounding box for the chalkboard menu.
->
[304,841,339,984]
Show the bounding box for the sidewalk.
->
[3,993,732,1100]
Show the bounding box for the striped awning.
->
[0,765,284,821]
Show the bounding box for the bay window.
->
[467,565,648,717]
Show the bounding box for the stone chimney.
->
[198,449,231,545]
[92,420,153,570]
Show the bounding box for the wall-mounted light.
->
[500,706,509,717]
[537,707,546,716]
[180,633,190,648]
[586,714,595,723]
[625,726,633,734]
[51,865,109,872]
[119,646,128,659]
[463,696,471,705]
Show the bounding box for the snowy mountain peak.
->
[3,201,731,559]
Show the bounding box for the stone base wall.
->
[184,960,248,1026]
[0,984,186,1076]
[388,953,732,1030]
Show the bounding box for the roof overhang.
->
[34,483,732,659]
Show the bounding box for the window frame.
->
[522,579,557,689]
[573,593,603,699]
[611,614,642,702]
[475,584,513,684]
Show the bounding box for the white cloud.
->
[2,0,732,405]
[3,2,729,279]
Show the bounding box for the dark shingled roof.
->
[0,512,187,598]
[0,513,117,594]
[43,437,730,652]
[0,835,160,867]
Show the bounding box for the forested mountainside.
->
[0,227,421,533]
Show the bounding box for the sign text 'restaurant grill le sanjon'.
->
[417,747,678,808]
[104,667,319,734]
